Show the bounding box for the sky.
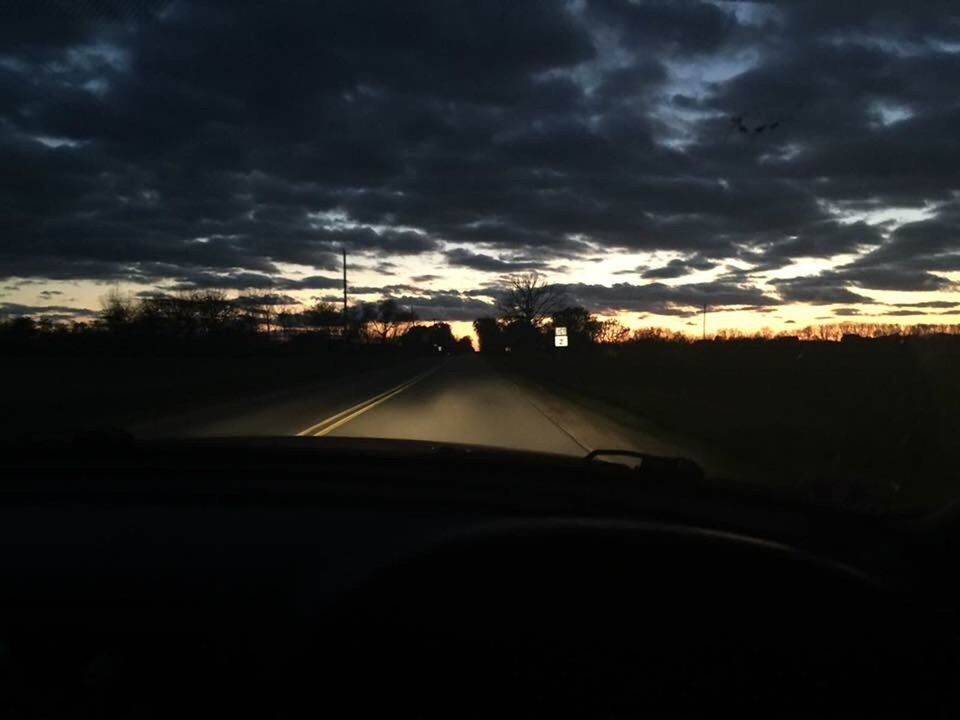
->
[2,0,960,338]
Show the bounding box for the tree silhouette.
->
[473,317,504,354]
[402,322,457,353]
[496,272,563,328]
[303,301,343,336]
[368,298,417,343]
[100,289,137,334]
[596,319,630,344]
[550,306,600,346]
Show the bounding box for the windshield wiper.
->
[585,449,704,483]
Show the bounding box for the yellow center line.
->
[296,362,443,437]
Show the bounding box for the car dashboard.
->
[0,437,958,718]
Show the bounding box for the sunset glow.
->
[2,2,959,340]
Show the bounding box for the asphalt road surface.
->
[319,356,588,454]
[164,354,707,466]
[184,355,587,455]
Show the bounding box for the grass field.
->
[5,334,959,513]
[500,338,960,512]
[3,345,409,439]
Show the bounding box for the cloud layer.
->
[1,1,958,320]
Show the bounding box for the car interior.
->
[1,435,958,718]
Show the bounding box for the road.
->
[312,356,590,454]
[163,354,703,463]
[183,355,586,455]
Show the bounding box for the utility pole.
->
[342,247,348,335]
[702,304,707,341]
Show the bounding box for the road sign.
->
[554,326,568,348]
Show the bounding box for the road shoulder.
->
[501,365,749,479]
[132,357,437,437]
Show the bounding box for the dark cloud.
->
[558,281,778,316]
[586,0,749,56]
[374,262,399,276]
[757,221,885,262]
[771,276,872,305]
[891,301,960,309]
[347,285,497,321]
[389,293,496,321]
[785,2,960,42]
[163,271,283,291]
[235,293,298,307]
[350,284,421,296]
[884,309,929,317]
[838,266,954,292]
[640,255,717,279]
[828,202,960,291]
[2,1,959,320]
[166,271,343,291]
[444,248,547,272]
[0,302,95,318]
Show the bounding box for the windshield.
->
[2,1,958,512]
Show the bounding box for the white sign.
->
[555,326,567,336]
[555,335,568,347]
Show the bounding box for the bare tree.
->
[596,319,630,344]
[633,327,690,343]
[303,301,343,336]
[369,299,418,343]
[183,290,237,335]
[235,289,280,333]
[496,272,563,327]
[99,288,137,333]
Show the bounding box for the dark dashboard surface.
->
[0,437,957,718]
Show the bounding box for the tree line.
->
[0,289,473,355]
[471,272,960,353]
[97,289,428,343]
[3,273,959,353]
